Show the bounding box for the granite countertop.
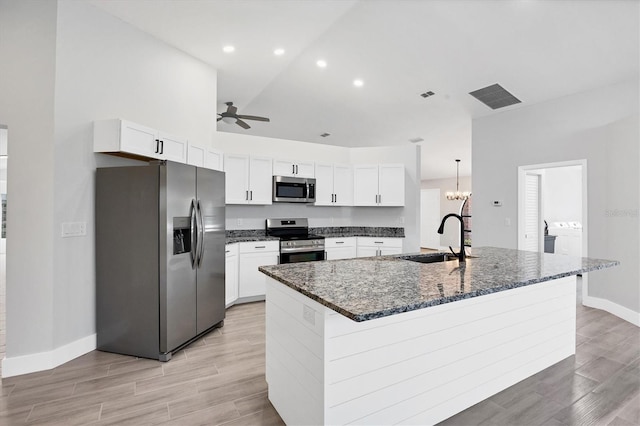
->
[258,246,619,322]
[225,226,404,244]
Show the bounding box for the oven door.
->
[280,249,325,264]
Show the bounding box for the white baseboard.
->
[2,333,96,378]
[583,295,640,327]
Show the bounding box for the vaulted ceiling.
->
[89,0,639,179]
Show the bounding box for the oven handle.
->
[279,246,326,254]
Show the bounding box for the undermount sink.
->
[400,253,458,264]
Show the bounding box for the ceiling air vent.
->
[420,91,435,98]
[409,137,424,143]
[320,132,331,138]
[469,83,521,109]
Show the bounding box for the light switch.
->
[504,218,511,227]
[61,222,87,237]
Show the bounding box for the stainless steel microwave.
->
[272,176,316,203]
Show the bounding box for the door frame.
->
[518,159,588,295]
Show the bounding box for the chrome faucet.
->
[437,213,466,263]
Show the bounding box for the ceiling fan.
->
[217,102,270,129]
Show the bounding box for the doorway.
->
[518,159,588,294]
[420,189,440,249]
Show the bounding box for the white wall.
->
[421,176,472,248]
[0,0,218,372]
[0,0,57,359]
[473,79,639,315]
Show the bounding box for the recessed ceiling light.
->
[353,79,364,87]
[316,59,327,68]
[274,48,285,56]
[223,45,235,53]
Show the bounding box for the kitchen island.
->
[258,247,618,425]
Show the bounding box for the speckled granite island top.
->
[258,246,618,322]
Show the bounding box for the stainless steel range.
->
[266,218,325,264]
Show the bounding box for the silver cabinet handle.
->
[374,241,384,244]
[155,139,160,153]
[250,190,253,201]
[255,245,266,249]
[335,241,344,244]
[335,193,337,203]
[378,194,381,204]
[292,164,295,175]
[159,139,164,155]
[245,190,249,201]
[277,255,280,264]
[296,165,299,174]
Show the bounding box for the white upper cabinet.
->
[187,144,224,171]
[315,162,353,206]
[224,153,273,205]
[353,164,405,206]
[273,159,315,178]
[94,119,187,163]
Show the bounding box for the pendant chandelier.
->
[446,159,471,201]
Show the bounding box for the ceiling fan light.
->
[221,116,235,124]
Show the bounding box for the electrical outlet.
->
[61,222,87,237]
[237,218,243,226]
[399,216,405,224]
[504,218,511,227]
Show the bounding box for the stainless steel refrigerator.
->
[96,161,225,361]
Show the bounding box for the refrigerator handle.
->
[189,199,198,269]
[196,200,205,267]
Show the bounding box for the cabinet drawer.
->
[325,237,357,248]
[239,241,279,254]
[356,237,403,248]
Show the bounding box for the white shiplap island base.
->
[259,247,618,425]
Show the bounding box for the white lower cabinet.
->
[238,241,279,299]
[325,237,357,260]
[356,237,404,257]
[225,244,239,307]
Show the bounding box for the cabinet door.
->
[273,159,296,177]
[159,131,188,163]
[314,162,335,206]
[353,164,379,206]
[295,161,315,178]
[333,163,353,206]
[187,144,205,167]
[120,121,160,158]
[378,164,405,206]
[225,246,239,307]
[379,247,402,256]
[356,246,380,258]
[204,149,224,171]
[224,154,250,204]
[326,246,357,260]
[239,251,279,298]
[248,156,273,205]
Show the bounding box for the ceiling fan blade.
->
[237,115,270,122]
[217,117,222,121]
[236,119,251,129]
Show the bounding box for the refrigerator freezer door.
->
[195,168,226,334]
[160,162,198,354]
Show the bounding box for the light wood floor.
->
[0,286,638,425]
